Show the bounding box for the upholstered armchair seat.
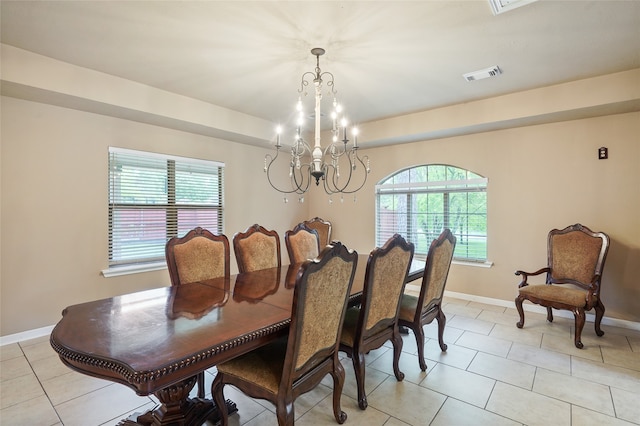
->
[518,284,593,307]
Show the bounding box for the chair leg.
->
[276,397,295,426]
[435,307,448,352]
[197,372,205,398]
[330,360,348,424]
[515,295,526,328]
[351,351,368,410]
[573,308,586,349]
[594,299,605,337]
[391,331,405,382]
[412,324,428,371]
[546,307,554,323]
[211,374,229,426]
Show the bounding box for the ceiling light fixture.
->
[264,48,370,203]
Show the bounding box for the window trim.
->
[104,147,224,276]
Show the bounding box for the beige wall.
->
[0,97,304,336]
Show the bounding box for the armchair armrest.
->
[515,267,549,288]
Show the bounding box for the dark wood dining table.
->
[50,254,424,426]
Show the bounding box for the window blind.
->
[108,147,224,267]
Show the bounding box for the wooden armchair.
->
[285,223,321,264]
[211,242,358,426]
[515,223,610,349]
[303,216,332,247]
[233,224,281,273]
[398,228,456,371]
[339,234,414,409]
[165,226,230,397]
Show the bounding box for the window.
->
[108,147,224,270]
[376,164,487,262]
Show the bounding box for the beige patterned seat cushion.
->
[519,284,591,307]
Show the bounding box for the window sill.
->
[452,259,493,268]
[101,262,167,278]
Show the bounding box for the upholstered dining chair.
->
[284,223,321,264]
[211,242,358,426]
[398,228,456,371]
[233,224,281,273]
[165,226,230,397]
[303,216,332,248]
[515,223,610,349]
[339,234,414,410]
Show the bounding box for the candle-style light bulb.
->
[352,127,359,148]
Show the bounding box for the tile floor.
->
[2,295,639,426]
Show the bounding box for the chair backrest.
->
[285,223,321,264]
[416,228,456,317]
[233,224,281,273]
[284,242,358,381]
[165,227,230,286]
[547,223,610,291]
[303,217,332,248]
[359,234,415,336]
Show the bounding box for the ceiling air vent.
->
[463,66,502,82]
[488,0,538,15]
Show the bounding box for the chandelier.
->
[264,48,370,202]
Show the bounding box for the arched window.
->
[376,164,487,262]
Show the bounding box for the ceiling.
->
[2,1,640,134]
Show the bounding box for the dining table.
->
[50,254,425,426]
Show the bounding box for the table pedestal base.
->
[117,376,238,426]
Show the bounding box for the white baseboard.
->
[2,291,639,346]
[0,325,55,346]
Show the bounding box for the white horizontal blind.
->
[108,147,224,266]
[376,165,487,261]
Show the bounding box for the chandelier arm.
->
[264,150,307,195]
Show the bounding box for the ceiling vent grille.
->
[489,0,538,15]
[463,66,502,82]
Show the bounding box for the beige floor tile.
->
[477,309,521,328]
[490,322,543,348]
[533,368,614,416]
[572,357,640,394]
[431,397,521,426]
[442,303,483,319]
[19,336,51,347]
[448,315,495,335]
[541,333,604,362]
[42,370,112,406]
[366,344,430,385]
[456,331,513,357]
[21,340,57,363]
[424,340,477,370]
[468,301,508,313]
[468,352,536,389]
[366,376,446,425]
[518,315,574,338]
[54,383,153,426]
[611,386,640,424]
[507,342,571,374]
[381,417,411,426]
[572,405,638,426]
[421,363,495,408]
[212,384,273,425]
[423,320,464,344]
[1,355,32,382]
[486,381,571,426]
[601,346,640,372]
[0,372,44,409]
[0,394,60,426]
[30,354,75,382]
[241,409,277,426]
[0,343,23,361]
[339,354,393,403]
[298,392,390,426]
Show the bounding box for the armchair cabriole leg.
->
[515,296,525,329]
[595,299,605,337]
